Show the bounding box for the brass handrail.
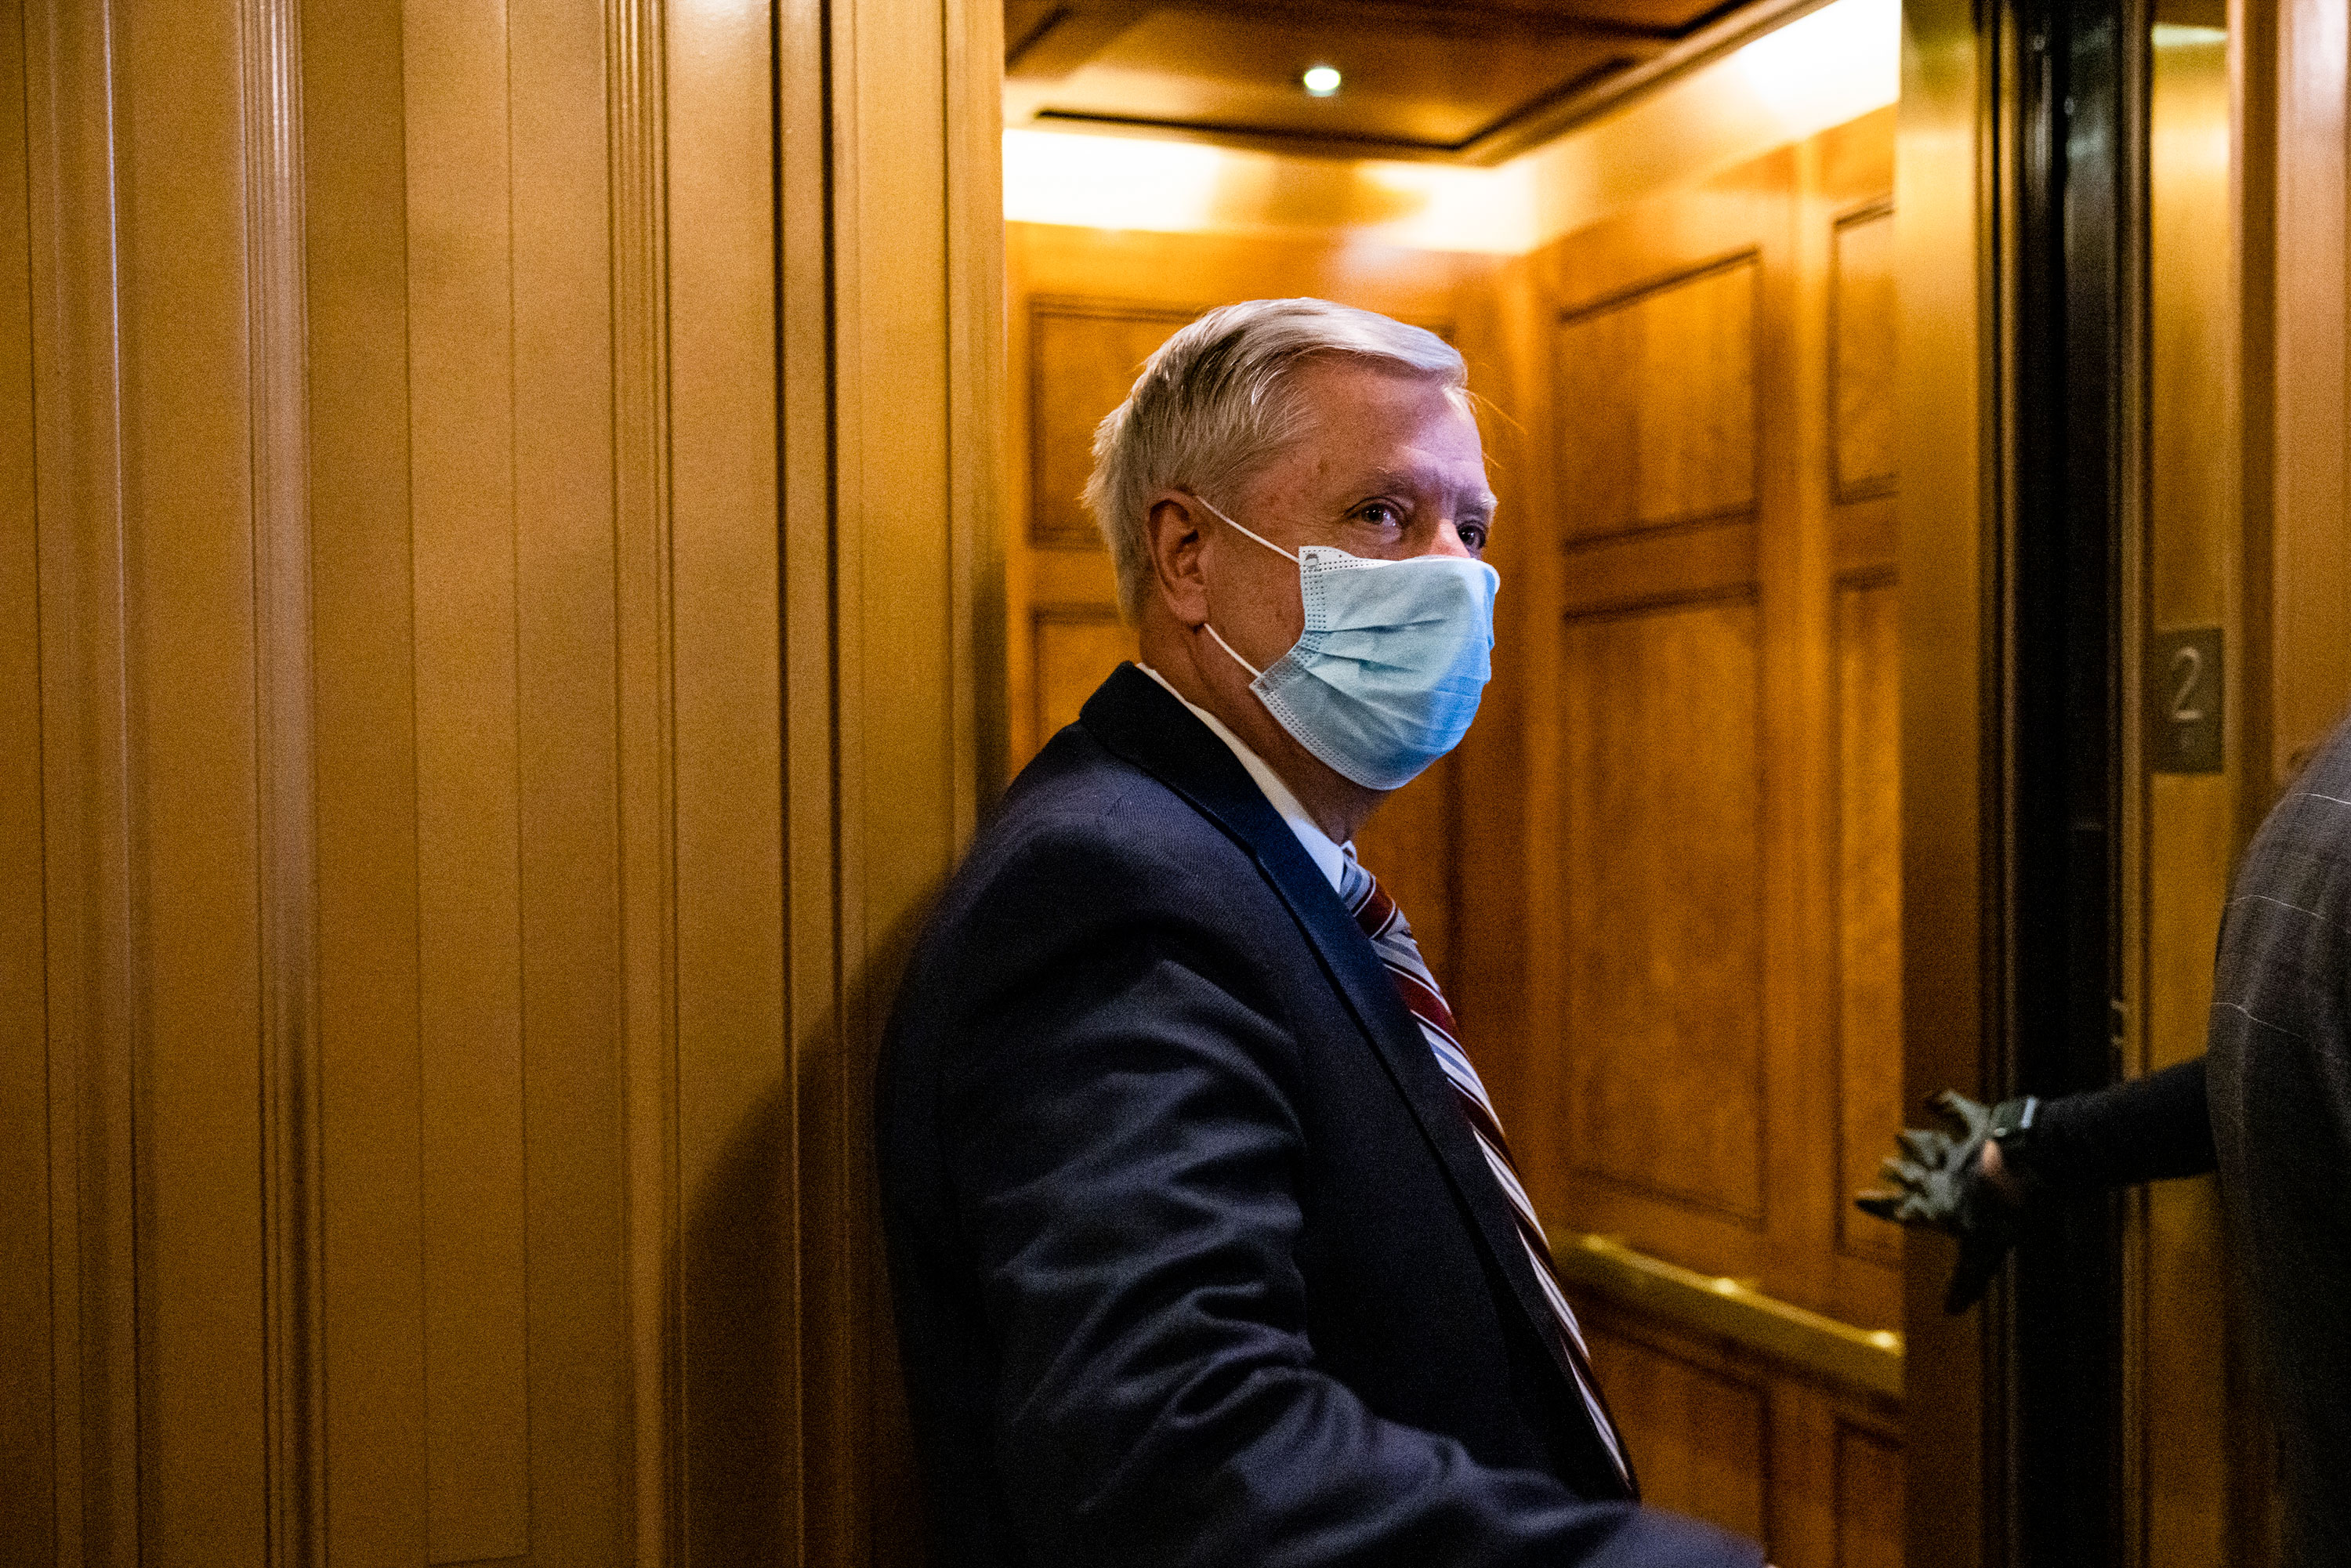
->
[1545,1229,1905,1403]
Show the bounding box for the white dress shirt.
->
[1136,663,1349,894]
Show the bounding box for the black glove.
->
[1854,1090,2038,1313]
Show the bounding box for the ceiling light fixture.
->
[1301,65,1342,98]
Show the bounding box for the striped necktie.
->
[1339,848,1636,1496]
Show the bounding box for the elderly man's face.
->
[1204,357,1494,674]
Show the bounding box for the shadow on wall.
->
[679,904,936,1567]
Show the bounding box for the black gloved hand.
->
[1854,1090,2036,1313]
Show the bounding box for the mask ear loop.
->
[1192,494,1302,564]
[1190,494,1292,682]
[1202,622,1265,680]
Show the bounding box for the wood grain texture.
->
[1353,756,1462,989]
[1834,578,1903,1268]
[512,3,634,1562]
[2137,26,2244,1565]
[1832,1419,1904,1568]
[24,0,145,1558]
[1896,0,1995,1544]
[2272,0,2351,784]
[1563,596,1766,1223]
[1560,517,1757,617]
[1585,1323,1770,1542]
[400,2,532,1552]
[1030,301,1197,549]
[1576,1293,1905,1568]
[239,0,328,1553]
[1557,256,1759,541]
[1830,207,1897,502]
[1032,606,1135,743]
[305,0,432,1556]
[17,2,980,1565]
[1476,109,1904,1563]
[0,5,53,1558]
[663,0,790,1561]
[114,0,272,1552]
[802,0,1005,1562]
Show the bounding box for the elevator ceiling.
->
[1004,0,1816,163]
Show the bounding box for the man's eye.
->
[1460,522,1490,551]
[1358,502,1403,527]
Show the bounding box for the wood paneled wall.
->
[0,0,999,1564]
[1002,223,1494,980]
[1461,109,1907,1566]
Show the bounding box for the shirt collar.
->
[1136,663,1349,893]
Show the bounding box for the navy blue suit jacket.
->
[877,665,1761,1567]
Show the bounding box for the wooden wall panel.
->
[1563,599,1766,1224]
[16,1,999,1565]
[1032,606,1135,741]
[114,0,272,1549]
[510,3,633,1560]
[664,0,790,1557]
[1833,1420,1904,1568]
[1586,1325,1770,1542]
[2138,23,2250,1565]
[1896,0,1998,1545]
[1030,302,1196,549]
[1834,578,1903,1267]
[308,0,432,1559]
[1557,257,1759,541]
[2271,0,2351,784]
[1573,1293,1904,1567]
[27,0,147,1557]
[1473,108,1902,1567]
[1353,760,1459,987]
[1831,208,1897,502]
[401,4,533,1551]
[0,3,52,1558]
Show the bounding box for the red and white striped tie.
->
[1341,849,1636,1495]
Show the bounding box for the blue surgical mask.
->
[1195,495,1499,791]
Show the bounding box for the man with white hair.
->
[877,299,1762,1566]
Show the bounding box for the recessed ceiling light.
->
[1302,65,1342,98]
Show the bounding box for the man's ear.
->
[1143,494,1211,628]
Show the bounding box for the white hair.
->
[1083,298,1467,621]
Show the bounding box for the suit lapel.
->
[1078,665,1591,1401]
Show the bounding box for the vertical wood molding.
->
[1895,0,1996,1555]
[24,2,141,1563]
[783,0,1002,1556]
[773,0,839,1540]
[945,0,1006,830]
[2272,0,2351,777]
[237,0,324,1562]
[609,0,679,1564]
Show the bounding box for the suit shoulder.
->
[889,731,1301,1056]
[961,730,1255,909]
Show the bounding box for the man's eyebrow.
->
[1357,467,1498,509]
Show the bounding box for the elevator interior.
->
[2,0,2328,1560]
[994,0,2260,1559]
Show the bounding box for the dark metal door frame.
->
[1893,0,2150,1552]
[1994,0,2147,1559]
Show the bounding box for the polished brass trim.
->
[1547,1230,1905,1403]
